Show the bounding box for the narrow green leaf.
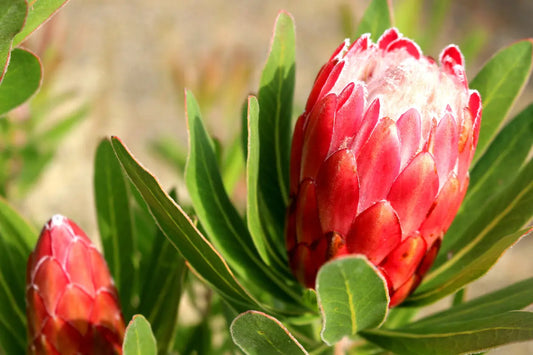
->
[110,136,261,312]
[185,90,304,310]
[316,256,389,345]
[138,229,187,354]
[438,104,533,267]
[362,312,533,355]
[231,311,308,355]
[256,11,295,254]
[470,39,533,163]
[246,95,289,272]
[94,139,136,319]
[123,315,157,355]
[0,0,26,82]
[13,0,70,46]
[356,0,392,37]
[0,48,42,115]
[405,277,533,329]
[0,197,37,354]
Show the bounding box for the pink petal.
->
[433,112,459,188]
[316,61,345,104]
[295,179,323,245]
[379,234,426,290]
[300,94,337,181]
[416,238,441,278]
[285,201,297,253]
[346,201,402,264]
[387,152,439,236]
[356,117,401,212]
[347,34,370,55]
[289,239,327,288]
[396,108,422,170]
[316,149,359,236]
[330,83,366,154]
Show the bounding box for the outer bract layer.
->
[286,28,482,306]
[26,215,125,354]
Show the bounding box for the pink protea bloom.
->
[26,215,125,354]
[286,28,482,306]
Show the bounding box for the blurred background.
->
[8,0,533,353]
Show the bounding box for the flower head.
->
[286,28,482,306]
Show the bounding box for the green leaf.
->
[231,311,308,354]
[110,136,262,312]
[220,135,244,197]
[0,197,37,354]
[361,312,533,355]
[316,256,389,345]
[0,0,26,82]
[356,0,393,38]
[405,277,533,329]
[123,315,157,355]
[138,229,187,354]
[0,48,42,115]
[13,0,70,46]
[184,90,304,311]
[407,157,533,305]
[438,104,533,268]
[471,39,533,163]
[255,11,295,255]
[246,95,289,272]
[94,139,136,319]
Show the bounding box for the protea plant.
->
[286,28,482,306]
[26,215,125,354]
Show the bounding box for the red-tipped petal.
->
[433,112,459,187]
[88,247,115,292]
[56,285,93,336]
[388,152,439,237]
[387,38,421,59]
[41,316,83,354]
[347,201,402,264]
[417,239,442,278]
[26,287,48,338]
[91,290,124,335]
[380,235,426,290]
[356,117,401,212]
[330,83,366,154]
[469,90,482,148]
[289,239,328,288]
[316,149,359,236]
[295,179,323,245]
[396,108,422,170]
[378,28,400,50]
[419,173,460,247]
[389,274,421,307]
[351,97,380,156]
[306,59,338,112]
[33,258,69,315]
[290,114,306,196]
[66,239,95,297]
[301,94,337,180]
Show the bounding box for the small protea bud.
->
[286,28,482,306]
[26,215,125,354]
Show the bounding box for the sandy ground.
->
[13,0,533,353]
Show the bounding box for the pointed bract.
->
[26,215,125,354]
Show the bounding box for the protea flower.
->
[26,215,125,354]
[286,28,482,306]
